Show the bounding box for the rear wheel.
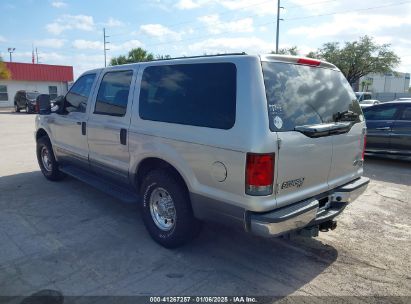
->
[14,104,20,113]
[140,169,200,248]
[36,137,65,181]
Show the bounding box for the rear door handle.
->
[375,127,391,131]
[120,128,127,145]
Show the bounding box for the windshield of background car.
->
[262,62,362,132]
[26,93,40,100]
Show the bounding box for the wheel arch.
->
[134,157,190,194]
[36,128,49,141]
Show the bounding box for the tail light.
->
[362,134,367,161]
[245,153,274,196]
[297,58,321,66]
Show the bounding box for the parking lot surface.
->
[0,111,410,298]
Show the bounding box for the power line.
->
[285,0,411,21]
[138,0,411,50]
[109,0,343,41]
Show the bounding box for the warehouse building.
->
[0,62,73,108]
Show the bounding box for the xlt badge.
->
[281,178,305,190]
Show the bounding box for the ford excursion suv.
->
[35,54,369,248]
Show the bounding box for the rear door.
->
[87,69,136,185]
[262,61,363,207]
[390,104,411,156]
[363,104,400,153]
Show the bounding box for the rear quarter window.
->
[262,62,361,131]
[139,63,237,130]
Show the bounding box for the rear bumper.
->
[248,176,370,237]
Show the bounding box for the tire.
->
[36,137,65,181]
[14,104,20,113]
[26,103,31,114]
[140,169,200,248]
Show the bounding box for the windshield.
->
[262,62,362,132]
[26,92,40,100]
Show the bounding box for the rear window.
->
[262,62,362,132]
[27,92,40,100]
[139,63,236,130]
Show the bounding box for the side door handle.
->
[120,128,127,145]
[375,127,391,131]
[81,122,86,135]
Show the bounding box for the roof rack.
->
[154,52,247,61]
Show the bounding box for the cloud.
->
[175,0,212,10]
[34,38,66,49]
[0,35,6,43]
[174,0,276,15]
[188,36,274,54]
[139,24,182,40]
[72,39,143,52]
[105,17,125,28]
[198,14,254,34]
[219,0,276,16]
[73,40,103,50]
[13,51,66,63]
[46,15,95,35]
[51,1,67,8]
[287,12,411,39]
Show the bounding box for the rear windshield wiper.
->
[294,122,352,138]
[333,110,359,122]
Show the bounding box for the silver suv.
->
[35,54,369,248]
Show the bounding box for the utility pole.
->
[36,48,39,64]
[275,0,284,54]
[7,47,15,62]
[103,28,110,67]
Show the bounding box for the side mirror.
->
[36,94,51,115]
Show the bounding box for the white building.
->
[0,62,73,108]
[359,72,410,93]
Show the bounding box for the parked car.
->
[14,90,41,113]
[359,99,380,108]
[355,91,372,102]
[35,54,369,248]
[363,101,411,158]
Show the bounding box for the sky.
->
[0,0,411,79]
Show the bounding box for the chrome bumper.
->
[248,177,370,237]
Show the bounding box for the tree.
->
[272,46,299,56]
[307,36,400,85]
[110,47,155,66]
[156,54,171,60]
[0,56,11,80]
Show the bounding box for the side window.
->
[65,74,96,113]
[0,85,8,101]
[139,63,236,129]
[48,86,58,100]
[399,106,411,120]
[94,70,133,117]
[364,106,398,120]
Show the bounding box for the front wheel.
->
[36,137,65,181]
[14,104,20,113]
[26,103,32,114]
[140,169,200,248]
